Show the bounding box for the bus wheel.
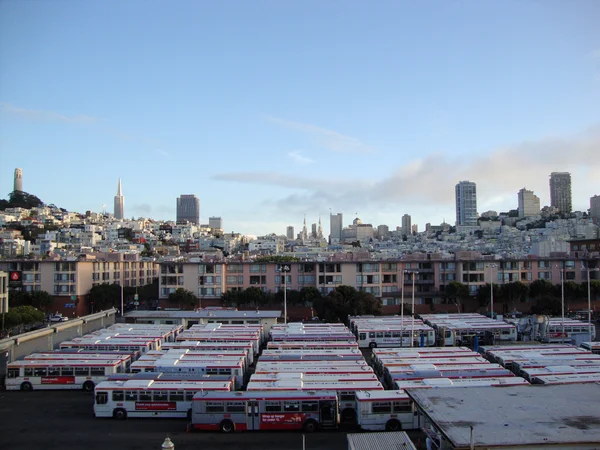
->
[83,381,95,392]
[386,419,401,432]
[113,408,127,420]
[220,419,234,433]
[303,420,318,433]
[341,409,357,423]
[369,342,377,349]
[20,382,33,392]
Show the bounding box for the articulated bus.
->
[94,379,232,420]
[190,390,338,432]
[6,358,124,392]
[355,390,415,432]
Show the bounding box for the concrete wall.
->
[0,308,117,383]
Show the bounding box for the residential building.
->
[330,213,343,243]
[208,216,222,230]
[176,194,200,224]
[591,195,600,224]
[402,214,411,237]
[114,178,125,220]
[14,168,22,192]
[377,225,389,239]
[549,172,572,213]
[455,181,478,226]
[518,188,541,218]
[0,271,8,315]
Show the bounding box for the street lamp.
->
[280,264,291,325]
[486,264,497,319]
[587,266,599,344]
[556,264,565,340]
[404,270,419,348]
[401,270,407,347]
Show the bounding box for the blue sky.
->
[1,1,599,236]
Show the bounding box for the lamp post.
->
[587,267,599,344]
[486,264,497,319]
[280,264,291,325]
[556,264,565,340]
[407,270,419,348]
[401,270,406,347]
[120,261,124,318]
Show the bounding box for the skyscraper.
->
[590,195,600,224]
[286,226,295,240]
[176,195,200,224]
[549,172,572,213]
[402,214,411,237]
[455,181,478,226]
[14,168,22,192]
[113,178,125,220]
[209,216,223,230]
[518,188,541,218]
[330,213,343,243]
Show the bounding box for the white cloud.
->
[287,151,314,165]
[0,102,96,124]
[266,115,374,153]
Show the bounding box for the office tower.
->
[176,195,200,224]
[518,188,541,218]
[455,181,478,226]
[301,216,308,241]
[549,172,572,213]
[13,168,22,192]
[311,223,317,238]
[377,225,389,239]
[330,213,343,243]
[591,195,600,224]
[318,216,323,239]
[113,178,125,220]
[209,216,223,230]
[402,214,411,236]
[286,226,295,240]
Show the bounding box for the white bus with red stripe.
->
[190,390,338,432]
[6,358,125,392]
[94,379,232,419]
[24,352,134,372]
[355,390,415,431]
[160,341,255,365]
[266,341,359,350]
[531,373,600,385]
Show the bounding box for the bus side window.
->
[301,401,318,412]
[7,368,19,378]
[445,331,452,338]
[372,402,391,413]
[75,367,89,376]
[369,332,375,338]
[265,401,281,412]
[185,392,195,402]
[113,391,124,401]
[139,390,152,401]
[169,391,184,402]
[34,368,47,377]
[96,392,108,405]
[91,367,105,376]
[284,401,300,412]
[125,391,138,402]
[359,333,366,340]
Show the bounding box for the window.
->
[206,402,225,413]
[226,402,245,413]
[139,391,152,401]
[47,367,60,376]
[34,368,47,377]
[153,391,168,401]
[125,391,138,401]
[393,402,412,413]
[340,392,355,402]
[169,391,184,402]
[75,367,89,376]
[185,392,195,401]
[301,401,319,412]
[372,402,392,413]
[7,368,19,378]
[96,392,108,405]
[90,367,105,376]
[359,333,366,340]
[61,367,74,376]
[113,391,124,401]
[283,400,300,412]
[265,401,281,412]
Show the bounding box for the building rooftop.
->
[407,384,600,448]
[124,309,281,320]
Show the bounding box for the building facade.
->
[286,226,295,240]
[208,216,222,230]
[455,181,478,226]
[590,195,600,225]
[330,213,343,243]
[549,172,572,213]
[114,178,125,220]
[402,214,411,236]
[176,195,200,224]
[13,168,22,192]
[518,188,541,218]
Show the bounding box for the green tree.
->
[221,289,242,307]
[167,288,198,309]
[300,287,322,305]
[313,285,381,323]
[499,282,530,308]
[529,279,554,300]
[3,305,45,333]
[444,281,469,312]
[89,283,121,311]
[29,291,55,311]
[476,283,500,307]
[238,287,270,307]
[8,291,30,307]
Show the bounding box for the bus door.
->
[319,400,336,429]
[246,400,259,430]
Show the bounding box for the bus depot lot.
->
[0,391,349,450]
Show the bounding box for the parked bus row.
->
[348,316,436,348]
[269,323,356,342]
[418,313,518,346]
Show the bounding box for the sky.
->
[1,1,599,236]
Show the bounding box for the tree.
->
[3,305,45,333]
[313,285,381,323]
[167,288,198,309]
[299,287,322,305]
[7,290,30,307]
[529,279,554,300]
[221,289,242,307]
[29,291,55,310]
[499,282,529,309]
[476,283,500,307]
[89,283,121,311]
[444,282,469,312]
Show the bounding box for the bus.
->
[392,377,529,390]
[161,342,255,365]
[355,390,415,431]
[530,373,600,385]
[60,338,156,354]
[24,352,134,372]
[519,365,600,381]
[190,390,338,432]
[580,342,600,354]
[6,358,124,392]
[355,325,436,349]
[94,379,233,419]
[266,341,359,350]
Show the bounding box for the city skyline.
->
[1,2,599,235]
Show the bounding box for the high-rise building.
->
[113,178,125,220]
[209,217,223,230]
[13,168,22,192]
[176,195,200,224]
[590,195,600,224]
[311,223,317,238]
[330,213,343,243]
[518,188,541,218]
[455,181,478,226]
[402,214,412,237]
[549,172,572,213]
[286,226,295,240]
